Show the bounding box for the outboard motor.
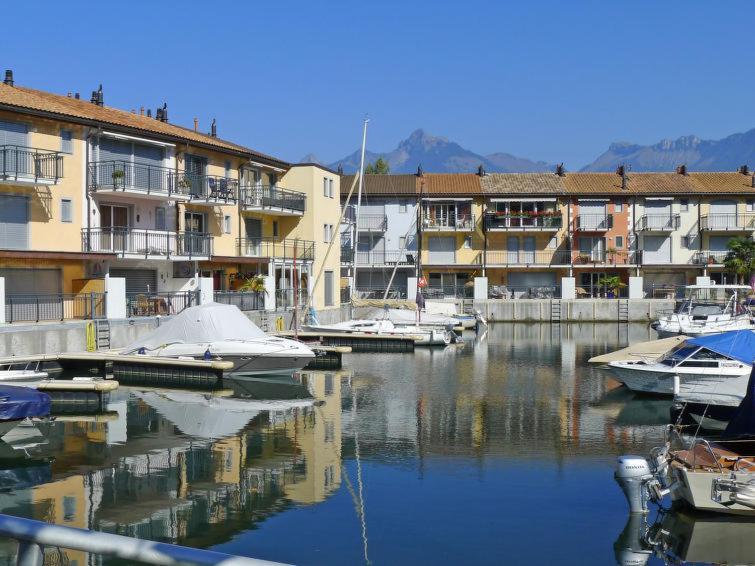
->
[615,456,654,514]
[613,513,652,566]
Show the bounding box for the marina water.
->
[0,323,719,565]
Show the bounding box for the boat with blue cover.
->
[0,385,51,438]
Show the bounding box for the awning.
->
[421,197,473,202]
[102,131,175,148]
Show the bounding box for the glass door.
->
[184,211,206,255]
[101,204,129,252]
[184,155,207,198]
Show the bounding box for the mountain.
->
[328,129,554,174]
[582,128,755,172]
[298,153,322,164]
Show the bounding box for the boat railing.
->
[0,512,284,566]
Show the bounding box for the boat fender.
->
[137,347,146,355]
[203,348,212,361]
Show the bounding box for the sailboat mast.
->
[351,118,369,301]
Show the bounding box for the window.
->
[399,236,406,250]
[224,160,232,178]
[60,129,73,154]
[399,201,407,213]
[747,200,755,213]
[463,235,472,249]
[615,235,623,249]
[273,221,279,237]
[323,224,333,243]
[329,178,334,198]
[323,178,328,197]
[680,199,689,212]
[615,200,623,212]
[223,215,231,234]
[324,270,334,306]
[155,207,166,231]
[682,235,693,249]
[61,198,72,223]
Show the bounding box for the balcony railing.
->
[484,250,571,266]
[355,214,388,231]
[213,290,264,311]
[88,160,188,197]
[82,228,212,258]
[275,288,308,310]
[5,293,105,323]
[422,214,475,231]
[423,285,473,299]
[237,237,314,261]
[0,145,63,183]
[700,214,755,231]
[572,250,640,265]
[576,214,613,231]
[692,250,729,265]
[184,172,238,203]
[126,291,198,317]
[240,185,306,214]
[484,213,562,231]
[488,285,560,299]
[638,214,680,231]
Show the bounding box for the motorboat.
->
[362,307,461,330]
[652,284,754,336]
[124,303,315,376]
[605,330,754,396]
[302,318,452,346]
[0,361,48,387]
[424,301,483,329]
[0,386,51,439]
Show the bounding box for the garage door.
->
[1,268,63,322]
[643,272,685,295]
[110,269,158,295]
[642,236,671,263]
[0,195,29,250]
[428,237,455,264]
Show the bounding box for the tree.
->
[238,275,267,295]
[597,275,626,298]
[724,237,755,284]
[365,157,390,174]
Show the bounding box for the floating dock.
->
[276,331,417,353]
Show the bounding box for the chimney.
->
[416,164,424,177]
[140,106,144,116]
[676,164,688,175]
[555,163,566,177]
[616,164,628,189]
[3,70,13,86]
[74,92,80,100]
[90,90,98,104]
[96,84,103,106]
[739,164,750,176]
[67,92,72,98]
[337,164,344,175]
[160,103,168,122]
[146,109,152,118]
[193,118,199,132]
[211,118,217,138]
[477,164,486,177]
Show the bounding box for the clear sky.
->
[1,0,752,168]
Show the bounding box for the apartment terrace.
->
[237,237,314,261]
[240,185,306,216]
[482,249,641,267]
[637,214,681,232]
[1,145,63,184]
[484,212,562,231]
[88,160,190,200]
[82,228,212,260]
[421,199,475,232]
[691,250,728,266]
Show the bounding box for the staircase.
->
[618,299,629,323]
[95,319,111,350]
[550,299,562,323]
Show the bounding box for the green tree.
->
[724,237,755,284]
[238,275,267,295]
[365,157,390,174]
[597,275,626,298]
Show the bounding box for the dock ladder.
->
[618,299,629,323]
[95,319,111,350]
[550,299,562,323]
[461,298,474,315]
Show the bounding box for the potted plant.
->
[238,275,267,295]
[606,247,618,265]
[111,168,125,188]
[576,254,590,264]
[597,275,626,299]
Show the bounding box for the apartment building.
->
[341,167,755,298]
[0,70,340,320]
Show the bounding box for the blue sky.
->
[1,1,752,168]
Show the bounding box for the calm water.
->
[0,323,738,565]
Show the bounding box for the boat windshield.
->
[675,301,726,315]
[660,345,731,367]
[660,345,700,367]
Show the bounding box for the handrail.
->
[639,214,681,231]
[0,513,286,565]
[236,237,315,260]
[701,213,755,231]
[240,185,306,213]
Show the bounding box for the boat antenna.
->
[351,117,369,300]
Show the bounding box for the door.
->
[100,204,129,252]
[580,201,606,230]
[184,212,206,255]
[110,269,158,295]
[244,218,262,256]
[428,237,455,264]
[184,154,207,197]
[507,236,520,263]
[710,200,737,229]
[642,236,671,264]
[324,271,334,306]
[0,195,29,250]
[522,236,536,263]
[579,236,604,261]
[645,199,672,229]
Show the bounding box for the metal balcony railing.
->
[88,160,187,197]
[237,237,314,260]
[638,214,681,231]
[488,285,560,299]
[126,291,198,317]
[184,172,238,203]
[355,214,388,231]
[576,214,613,231]
[700,214,755,231]
[692,250,729,265]
[483,250,571,265]
[82,228,213,258]
[572,250,639,265]
[0,145,63,182]
[484,213,562,230]
[240,185,306,213]
[422,214,476,231]
[352,250,417,265]
[213,290,264,311]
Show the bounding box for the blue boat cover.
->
[687,330,755,365]
[0,386,50,421]
[724,366,755,437]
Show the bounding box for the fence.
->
[275,288,308,310]
[576,214,613,231]
[126,291,197,317]
[638,214,680,231]
[237,238,315,260]
[5,293,106,323]
[353,287,408,300]
[0,145,63,182]
[692,250,728,265]
[82,228,213,258]
[484,213,562,230]
[575,284,629,299]
[213,290,264,311]
[488,285,560,299]
[701,213,755,231]
[423,285,473,299]
[88,160,182,196]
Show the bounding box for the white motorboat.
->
[653,284,754,336]
[363,307,459,329]
[424,301,482,329]
[0,361,48,387]
[124,303,315,376]
[606,330,754,397]
[303,318,452,346]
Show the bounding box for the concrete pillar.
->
[407,277,418,301]
[105,277,127,319]
[628,276,644,299]
[198,277,214,305]
[560,277,576,300]
[0,277,5,324]
[264,274,276,311]
[696,276,711,286]
[306,265,315,308]
[473,277,488,301]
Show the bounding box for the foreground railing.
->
[0,145,63,182]
[237,238,314,260]
[0,513,283,566]
[5,293,105,323]
[214,290,265,311]
[240,186,306,213]
[126,291,198,317]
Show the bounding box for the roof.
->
[563,172,755,195]
[419,173,483,195]
[481,173,566,195]
[688,172,755,194]
[340,174,417,196]
[0,83,289,168]
[290,162,340,175]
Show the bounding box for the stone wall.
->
[475,299,674,322]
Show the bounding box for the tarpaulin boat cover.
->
[363,308,457,326]
[0,386,50,421]
[724,366,755,437]
[687,330,755,365]
[124,303,267,352]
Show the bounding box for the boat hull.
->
[608,362,750,396]
[671,467,755,516]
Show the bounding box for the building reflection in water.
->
[0,370,345,564]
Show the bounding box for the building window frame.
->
[61,198,72,223]
[60,129,73,154]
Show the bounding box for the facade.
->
[341,167,755,299]
[0,71,341,322]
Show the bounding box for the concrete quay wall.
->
[475,299,674,322]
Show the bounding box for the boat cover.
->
[363,308,456,326]
[687,330,755,365]
[124,303,267,352]
[0,386,50,421]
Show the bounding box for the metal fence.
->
[237,237,314,260]
[638,214,680,231]
[0,145,63,182]
[240,185,306,213]
[5,293,105,323]
[576,284,629,299]
[423,285,473,299]
[82,228,213,258]
[488,285,560,299]
[692,250,728,265]
[484,213,562,230]
[275,288,308,310]
[88,160,183,196]
[353,287,408,300]
[576,214,613,231]
[213,290,264,311]
[126,291,197,317]
[701,213,755,231]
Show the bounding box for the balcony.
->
[184,172,238,205]
[82,228,212,260]
[422,214,476,232]
[484,250,571,266]
[572,250,640,266]
[89,161,190,200]
[575,214,613,231]
[484,213,562,231]
[340,248,416,266]
[240,186,306,216]
[691,250,728,266]
[638,214,680,231]
[356,214,388,231]
[237,238,314,261]
[1,145,63,184]
[700,214,755,231]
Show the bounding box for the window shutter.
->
[60,130,73,154]
[61,199,72,223]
